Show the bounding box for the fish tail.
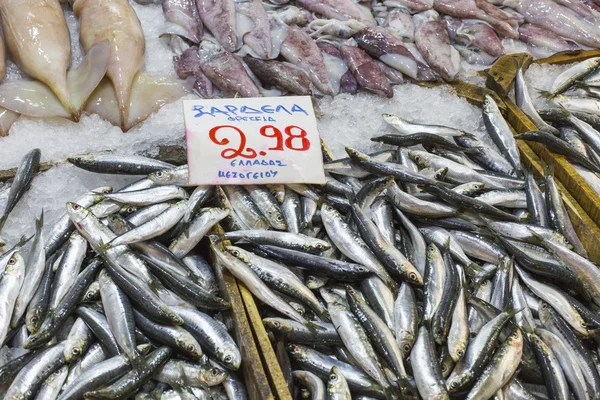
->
[537,89,557,100]
[542,160,554,178]
[36,210,44,231]
[0,214,7,232]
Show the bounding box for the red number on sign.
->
[284,125,310,151]
[209,125,311,157]
[259,125,284,151]
[209,125,257,159]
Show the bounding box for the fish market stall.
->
[3,0,600,399]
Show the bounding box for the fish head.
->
[224,245,248,261]
[3,250,23,274]
[407,268,424,287]
[262,318,291,334]
[397,332,415,358]
[327,366,343,388]
[106,214,129,234]
[175,337,202,361]
[64,338,89,363]
[446,373,468,394]
[201,366,228,386]
[537,301,552,324]
[218,348,241,370]
[26,306,44,333]
[407,151,430,168]
[148,169,177,185]
[306,239,331,253]
[286,343,305,359]
[118,205,139,216]
[66,202,91,225]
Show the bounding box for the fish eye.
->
[211,368,221,376]
[155,171,164,178]
[409,272,417,281]
[72,204,81,210]
[457,349,464,357]
[450,382,459,389]
[358,267,367,272]
[72,348,80,356]
[276,215,284,221]
[272,321,280,328]
[414,156,420,162]
[8,257,16,265]
[31,316,38,324]
[403,344,410,353]
[230,249,239,256]
[224,355,233,363]
[187,344,195,351]
[330,373,337,381]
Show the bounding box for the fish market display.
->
[0,151,247,399]
[3,91,600,398]
[513,57,600,197]
[157,0,600,99]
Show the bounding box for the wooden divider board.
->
[207,227,275,400]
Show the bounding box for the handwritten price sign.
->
[184,96,326,185]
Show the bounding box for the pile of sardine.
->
[514,56,600,197]
[0,151,248,399]
[152,0,600,98]
[3,95,600,399]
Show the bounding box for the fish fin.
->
[36,210,44,231]
[541,160,554,178]
[525,227,545,245]
[18,234,34,248]
[0,215,6,232]
[0,80,71,118]
[0,107,19,136]
[537,89,556,100]
[435,167,449,181]
[304,320,325,334]
[67,43,110,119]
[123,73,190,131]
[84,78,122,128]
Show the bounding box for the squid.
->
[235,0,272,59]
[384,8,415,42]
[505,0,600,48]
[243,55,313,95]
[196,0,238,52]
[75,0,188,131]
[445,17,504,57]
[200,52,261,97]
[318,43,358,94]
[0,0,109,120]
[340,45,393,97]
[295,0,375,26]
[518,23,580,59]
[433,0,519,39]
[161,0,203,43]
[414,11,461,81]
[354,26,438,81]
[280,26,336,96]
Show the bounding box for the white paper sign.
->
[184,96,326,185]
